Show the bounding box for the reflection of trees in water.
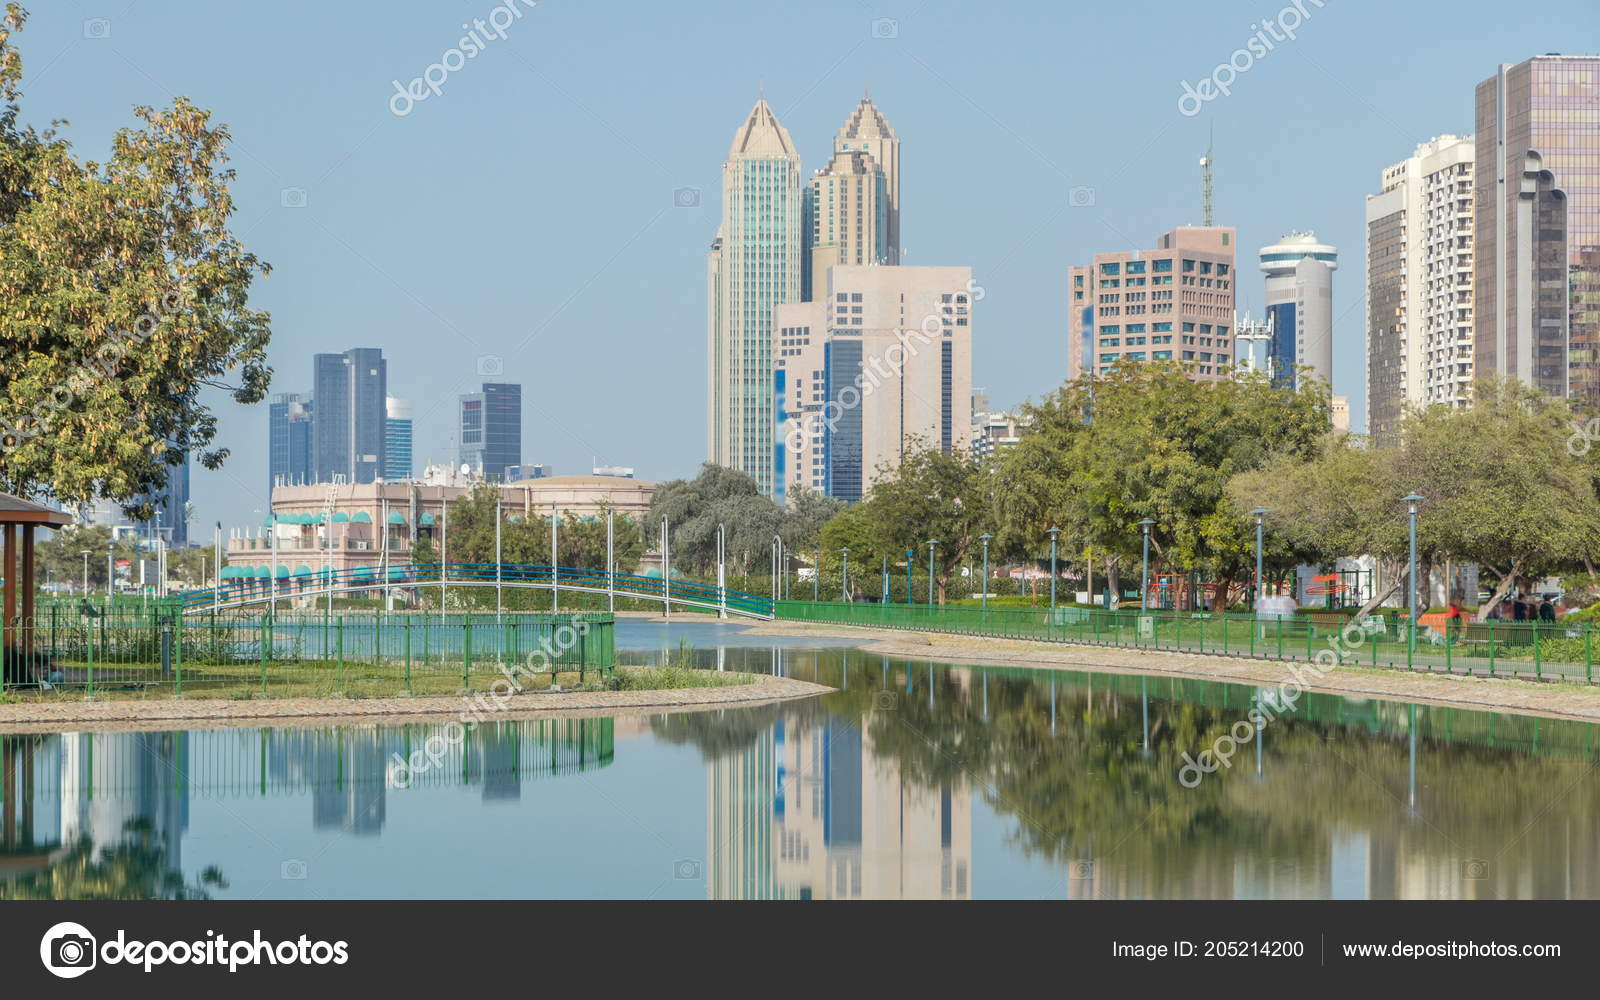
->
[2,819,226,900]
[664,652,1600,896]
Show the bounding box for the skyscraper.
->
[774,265,973,503]
[268,392,315,493]
[1259,232,1338,390]
[802,96,900,299]
[1366,135,1476,444]
[143,451,190,546]
[707,98,802,496]
[1068,227,1237,383]
[312,348,387,484]
[1473,55,1600,400]
[384,396,413,481]
[459,382,522,481]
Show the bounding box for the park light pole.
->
[1138,519,1156,613]
[1404,493,1423,651]
[840,547,849,602]
[979,534,992,610]
[1250,507,1269,610]
[904,550,914,605]
[1047,527,1061,611]
[927,540,939,606]
[80,550,91,596]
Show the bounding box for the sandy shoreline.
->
[0,673,832,735]
[745,619,1600,724]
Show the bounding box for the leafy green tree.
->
[849,444,994,602]
[0,7,272,517]
[998,364,1329,608]
[649,463,783,574]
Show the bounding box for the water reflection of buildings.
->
[0,718,614,893]
[708,656,973,900]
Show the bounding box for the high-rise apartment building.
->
[1473,55,1600,401]
[707,99,803,496]
[774,265,973,503]
[459,382,522,482]
[1259,232,1338,390]
[1068,227,1237,382]
[384,396,413,481]
[268,392,314,493]
[802,96,900,299]
[1365,135,1476,444]
[312,348,387,484]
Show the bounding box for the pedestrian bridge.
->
[178,562,774,620]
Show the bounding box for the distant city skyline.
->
[18,1,1596,531]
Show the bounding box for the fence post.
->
[86,616,95,698]
[463,612,472,690]
[1534,619,1541,681]
[1221,613,1228,655]
[1489,620,1496,677]
[1275,617,1282,660]
[336,615,345,692]
[175,615,183,696]
[1586,625,1592,685]
[404,617,413,694]
[259,614,269,694]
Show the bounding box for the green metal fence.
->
[2,609,615,699]
[775,600,1597,684]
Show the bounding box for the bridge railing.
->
[176,563,774,617]
[773,600,1598,684]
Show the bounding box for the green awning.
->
[254,566,273,577]
[351,511,372,523]
[350,567,376,580]
[220,566,251,579]
[293,565,313,576]
[275,566,290,578]
[387,511,406,524]
[332,512,350,523]
[419,513,436,526]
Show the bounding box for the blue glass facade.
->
[823,339,863,502]
[1266,302,1297,388]
[383,417,412,481]
[772,367,788,506]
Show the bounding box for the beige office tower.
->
[774,265,973,504]
[707,98,802,495]
[1365,135,1475,445]
[802,96,901,301]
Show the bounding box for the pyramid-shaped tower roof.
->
[728,98,797,158]
[838,95,895,140]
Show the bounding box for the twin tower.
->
[706,95,904,496]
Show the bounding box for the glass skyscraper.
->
[268,392,314,493]
[384,396,412,481]
[459,382,521,482]
[707,98,802,496]
[312,348,387,484]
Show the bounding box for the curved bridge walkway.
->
[177,563,774,620]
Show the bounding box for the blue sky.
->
[20,0,1599,532]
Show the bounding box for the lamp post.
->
[840,547,849,602]
[978,534,992,610]
[813,547,820,602]
[927,540,939,606]
[1403,493,1423,652]
[1250,508,1269,611]
[1138,519,1156,613]
[80,550,91,596]
[1047,528,1061,611]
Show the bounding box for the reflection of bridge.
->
[180,563,774,620]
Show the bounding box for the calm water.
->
[4,621,1599,899]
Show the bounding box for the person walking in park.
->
[1444,597,1465,645]
[1539,596,1557,622]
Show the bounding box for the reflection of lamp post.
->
[1250,507,1269,611]
[1138,519,1156,612]
[978,534,992,610]
[927,540,939,606]
[1403,493,1423,653]
[1047,528,1061,611]
[840,547,849,602]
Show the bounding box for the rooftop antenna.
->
[1200,123,1214,227]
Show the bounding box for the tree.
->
[851,444,994,602]
[649,463,783,574]
[0,6,272,519]
[997,364,1329,608]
